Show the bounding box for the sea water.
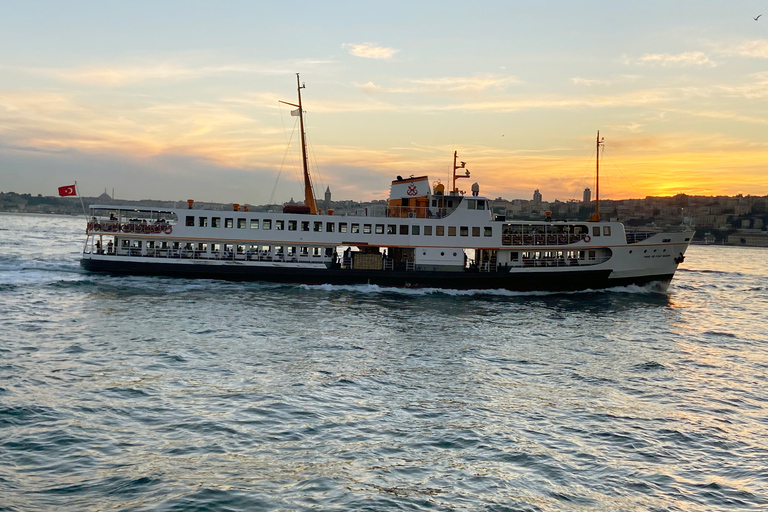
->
[1,212,767,511]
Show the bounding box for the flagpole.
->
[75,181,88,220]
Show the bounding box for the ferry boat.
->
[80,77,692,291]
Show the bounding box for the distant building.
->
[324,186,332,212]
[727,232,768,247]
[96,190,112,203]
[532,189,542,205]
[583,188,591,204]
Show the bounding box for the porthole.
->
[453,252,457,256]
[440,252,444,256]
[629,250,633,254]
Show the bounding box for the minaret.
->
[325,186,331,212]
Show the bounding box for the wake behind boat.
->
[80,76,692,291]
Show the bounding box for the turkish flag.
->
[58,184,77,196]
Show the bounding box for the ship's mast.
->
[589,130,604,222]
[452,151,470,194]
[280,73,317,214]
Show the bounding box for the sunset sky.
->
[1,1,767,204]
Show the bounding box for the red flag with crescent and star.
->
[58,184,77,196]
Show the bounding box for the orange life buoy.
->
[164,225,173,235]
[584,235,591,243]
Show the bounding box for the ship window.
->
[325,247,334,257]
[186,216,195,227]
[147,241,155,249]
[511,251,519,261]
[121,240,130,248]
[466,200,476,209]
[313,221,322,232]
[288,220,297,231]
[300,247,309,256]
[263,219,272,230]
[424,225,432,236]
[223,218,232,228]
[387,225,396,234]
[339,223,348,233]
[351,223,360,234]
[460,226,468,236]
[589,250,596,260]
[603,226,611,236]
[211,243,220,252]
[364,224,372,234]
[198,217,208,228]
[211,217,220,227]
[276,220,284,230]
[326,222,335,232]
[448,226,457,236]
[301,221,309,231]
[484,227,492,237]
[592,226,600,236]
[412,225,420,235]
[250,219,259,229]
[432,199,437,207]
[472,227,480,237]
[436,226,445,236]
[447,200,453,208]
[376,224,384,234]
[313,247,322,257]
[237,218,246,229]
[400,225,408,235]
[237,244,245,254]
[198,243,207,252]
[477,200,485,210]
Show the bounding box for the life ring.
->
[583,235,591,243]
[93,222,101,231]
[164,225,173,235]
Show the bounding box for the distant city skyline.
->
[2,1,767,204]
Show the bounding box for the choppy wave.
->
[299,281,667,297]
[1,215,767,511]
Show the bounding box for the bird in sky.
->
[755,14,762,21]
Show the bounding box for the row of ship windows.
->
[122,239,332,257]
[184,216,493,237]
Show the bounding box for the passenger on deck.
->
[107,241,113,254]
